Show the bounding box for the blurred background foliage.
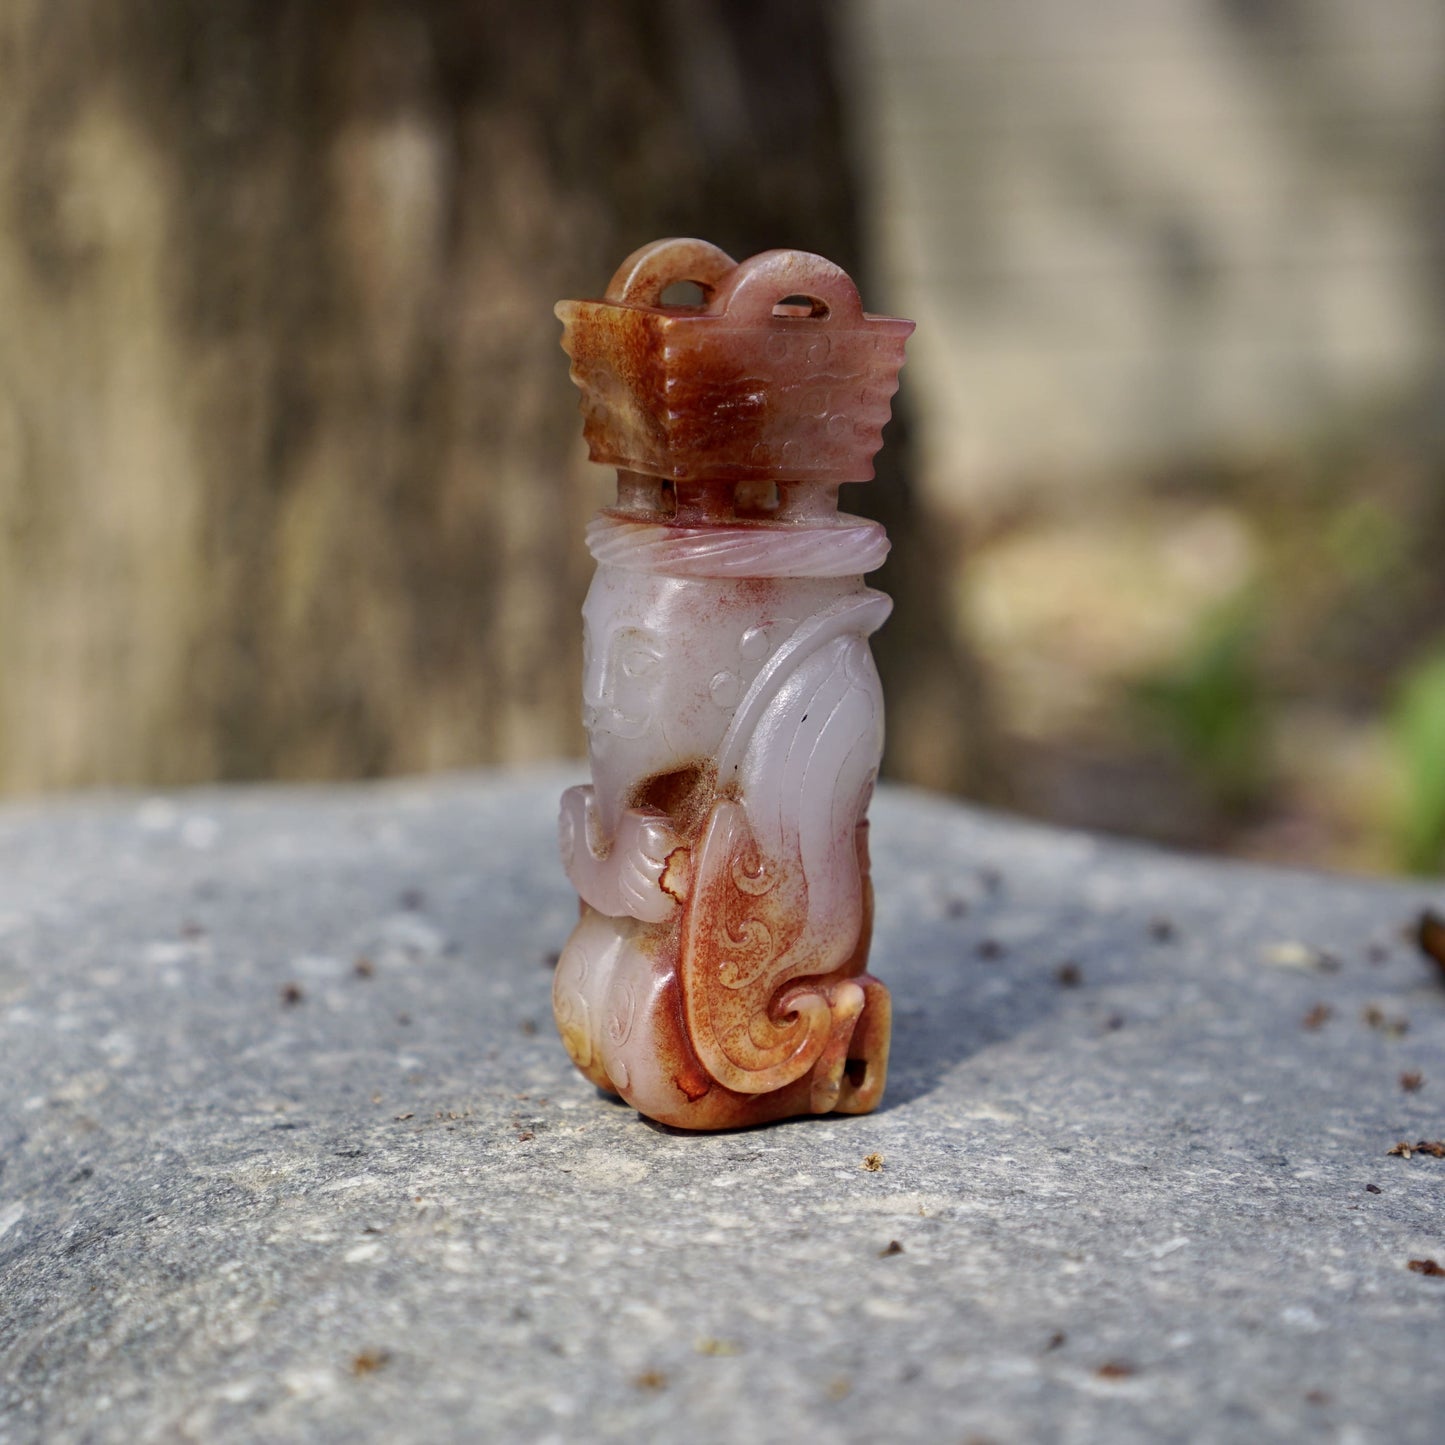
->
[1,0,1442,876]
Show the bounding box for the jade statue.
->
[552,237,912,1129]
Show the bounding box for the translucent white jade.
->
[552,238,912,1129]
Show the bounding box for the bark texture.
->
[0,0,985,794]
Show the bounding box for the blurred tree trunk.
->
[0,0,989,795]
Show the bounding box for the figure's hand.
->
[557,785,597,879]
[613,809,686,923]
[559,786,687,923]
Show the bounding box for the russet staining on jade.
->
[551,237,913,1129]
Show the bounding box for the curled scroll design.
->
[702,809,797,999]
[679,626,885,1096]
[731,842,772,895]
[681,799,814,1090]
[714,842,786,992]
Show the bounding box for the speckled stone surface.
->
[1,767,1443,1444]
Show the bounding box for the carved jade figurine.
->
[552,237,913,1129]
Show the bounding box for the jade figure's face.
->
[581,568,734,837]
[581,567,847,838]
[579,566,863,838]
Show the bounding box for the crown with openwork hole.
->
[556,238,913,491]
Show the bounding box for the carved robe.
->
[555,585,891,1129]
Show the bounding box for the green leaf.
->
[1391,648,1445,875]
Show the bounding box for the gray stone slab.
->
[1,767,1443,1444]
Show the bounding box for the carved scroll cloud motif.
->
[552,238,913,1129]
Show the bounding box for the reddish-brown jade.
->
[552,237,912,1129]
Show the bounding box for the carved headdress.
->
[556,237,913,579]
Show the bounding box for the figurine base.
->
[554,904,891,1131]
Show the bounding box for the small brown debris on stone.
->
[1301,1003,1332,1031]
[354,956,375,978]
[1408,1258,1445,1277]
[280,982,305,1006]
[1304,1390,1332,1406]
[1411,908,1445,980]
[1401,1070,1424,1092]
[827,1376,852,1400]
[1149,917,1176,944]
[879,1240,904,1257]
[1362,1004,1409,1037]
[1096,1361,1135,1380]
[395,1013,411,1026]
[1045,1331,1067,1351]
[179,920,206,940]
[516,1130,535,1142]
[393,1112,414,1122]
[861,1152,884,1172]
[977,938,1005,960]
[520,1018,538,1036]
[1055,962,1082,987]
[634,1370,667,1390]
[1365,1183,1381,1194]
[1388,1139,1445,1158]
[351,1350,391,1375]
